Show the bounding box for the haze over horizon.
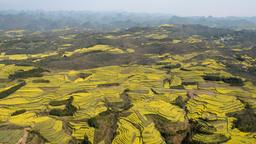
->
[0,0,255,17]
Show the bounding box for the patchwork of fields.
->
[0,24,256,143]
[1,56,256,143]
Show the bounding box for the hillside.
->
[0,24,256,144]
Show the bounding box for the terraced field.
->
[0,24,256,144]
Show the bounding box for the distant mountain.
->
[0,11,256,31]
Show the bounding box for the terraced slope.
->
[0,55,255,143]
[0,24,256,143]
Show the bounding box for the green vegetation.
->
[8,68,47,80]
[229,106,256,132]
[32,79,50,83]
[203,74,244,86]
[49,96,77,116]
[0,81,26,99]
[11,109,27,116]
[87,117,99,128]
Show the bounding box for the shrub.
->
[49,99,68,106]
[78,73,91,79]
[8,68,48,80]
[11,109,26,116]
[203,74,244,86]
[161,63,181,69]
[222,77,244,86]
[235,54,245,62]
[231,107,256,132]
[65,97,77,116]
[49,96,77,116]
[174,96,185,108]
[87,117,99,128]
[182,81,198,86]
[97,83,120,87]
[49,109,65,116]
[82,136,92,144]
[202,74,222,81]
[170,85,185,89]
[32,79,50,83]
[0,81,26,99]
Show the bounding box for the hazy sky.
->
[0,0,255,17]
